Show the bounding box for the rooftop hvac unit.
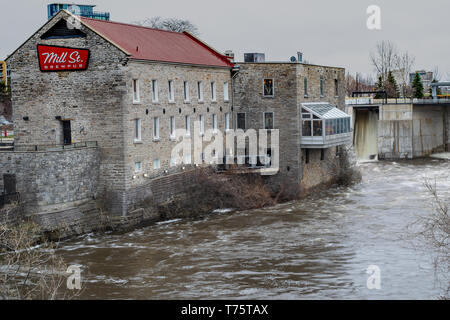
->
[244,53,265,63]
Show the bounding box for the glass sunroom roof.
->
[302,103,349,119]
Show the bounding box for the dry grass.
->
[0,208,81,300]
[406,178,449,299]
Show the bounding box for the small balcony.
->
[301,102,352,149]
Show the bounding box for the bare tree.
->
[370,40,398,81]
[133,16,199,35]
[345,72,375,96]
[395,51,415,97]
[432,66,442,82]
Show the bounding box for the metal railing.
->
[346,97,450,106]
[13,141,98,152]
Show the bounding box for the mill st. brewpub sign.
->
[37,45,90,72]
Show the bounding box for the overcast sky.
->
[2,0,449,79]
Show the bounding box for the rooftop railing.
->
[346,97,450,106]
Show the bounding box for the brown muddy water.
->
[57,159,450,299]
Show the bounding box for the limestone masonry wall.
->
[0,147,100,212]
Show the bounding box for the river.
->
[57,159,450,299]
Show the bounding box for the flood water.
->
[57,159,450,299]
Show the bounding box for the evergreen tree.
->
[412,72,424,99]
[374,75,384,99]
[386,71,399,98]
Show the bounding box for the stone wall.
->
[300,147,340,190]
[6,11,129,213]
[0,147,100,212]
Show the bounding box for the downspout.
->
[230,65,240,162]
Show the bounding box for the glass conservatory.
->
[301,103,352,148]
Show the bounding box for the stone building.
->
[233,58,352,192]
[0,10,353,235]
[1,10,234,222]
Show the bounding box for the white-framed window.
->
[211,82,216,101]
[224,82,229,101]
[199,114,205,135]
[152,79,159,102]
[212,114,218,132]
[183,81,190,102]
[153,117,160,140]
[225,113,230,131]
[264,112,274,130]
[263,79,274,97]
[197,81,203,102]
[132,79,140,103]
[134,161,142,173]
[134,118,141,142]
[185,115,191,136]
[170,116,176,138]
[168,80,174,102]
[153,159,161,170]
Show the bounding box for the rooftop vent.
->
[297,52,303,63]
[224,50,235,62]
[244,53,265,63]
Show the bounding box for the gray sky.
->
[2,0,450,79]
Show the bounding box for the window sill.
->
[198,101,204,104]
[134,140,143,144]
[304,95,309,98]
[152,101,160,104]
[133,101,141,105]
[153,138,161,142]
[262,96,274,99]
[169,135,177,141]
[224,100,230,103]
[168,101,176,104]
[184,101,191,104]
[211,100,217,104]
[335,96,340,98]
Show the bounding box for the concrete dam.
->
[349,101,450,160]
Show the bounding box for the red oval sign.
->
[37,45,90,72]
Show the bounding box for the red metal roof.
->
[80,17,234,68]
